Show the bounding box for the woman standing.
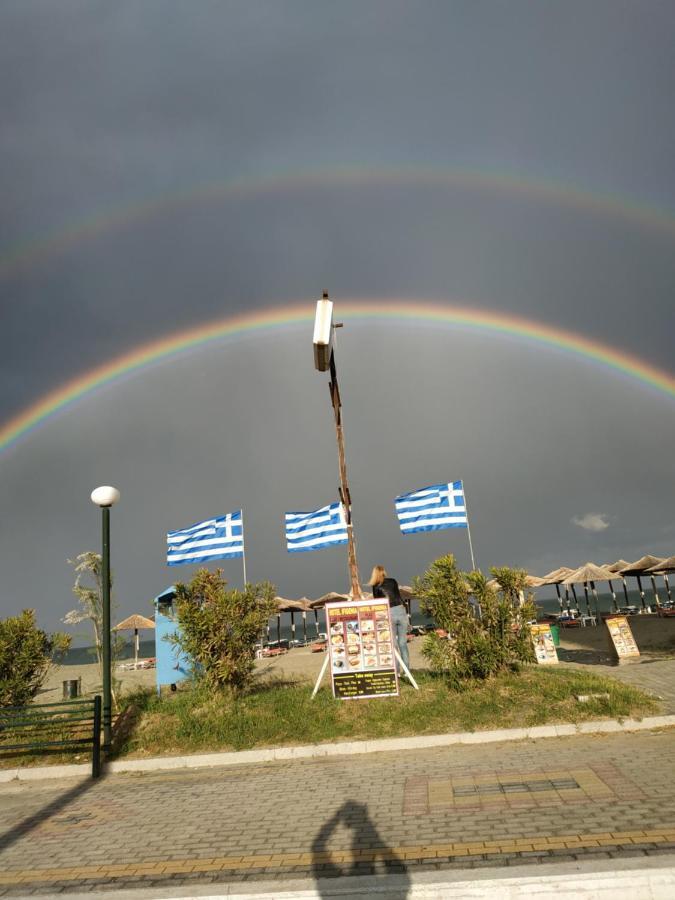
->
[368,565,410,673]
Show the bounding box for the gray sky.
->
[1,1,675,634]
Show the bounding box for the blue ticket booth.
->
[154,586,192,694]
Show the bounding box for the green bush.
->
[172,569,277,694]
[0,610,71,707]
[414,555,536,686]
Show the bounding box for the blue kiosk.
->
[154,586,191,694]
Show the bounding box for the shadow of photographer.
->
[311,800,410,898]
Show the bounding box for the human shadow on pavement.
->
[0,777,95,855]
[311,800,410,899]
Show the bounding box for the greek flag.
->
[285,502,348,553]
[395,481,468,534]
[167,511,244,566]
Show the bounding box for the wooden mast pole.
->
[327,313,362,600]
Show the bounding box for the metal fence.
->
[0,695,102,778]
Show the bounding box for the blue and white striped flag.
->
[285,502,348,553]
[395,481,468,534]
[167,511,244,566]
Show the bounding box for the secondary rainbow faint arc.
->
[2,166,675,280]
[2,300,675,457]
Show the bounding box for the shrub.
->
[172,569,277,694]
[414,555,536,686]
[0,610,71,707]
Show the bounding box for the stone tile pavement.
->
[560,654,675,713]
[1,728,675,895]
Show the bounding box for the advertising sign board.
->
[325,598,399,699]
[605,615,640,660]
[529,623,559,665]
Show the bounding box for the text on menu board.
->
[325,599,399,699]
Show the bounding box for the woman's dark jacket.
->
[372,577,404,607]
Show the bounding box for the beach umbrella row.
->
[539,555,673,618]
[269,555,674,645]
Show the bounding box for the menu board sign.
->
[325,598,399,699]
[529,623,558,665]
[605,615,640,660]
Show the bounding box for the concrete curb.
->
[2,713,674,784]
[16,854,675,899]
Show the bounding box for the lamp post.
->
[90,485,120,751]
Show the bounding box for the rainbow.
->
[2,166,675,280]
[2,299,675,456]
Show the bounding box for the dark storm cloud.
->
[1,1,675,630]
[2,326,675,632]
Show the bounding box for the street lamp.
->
[90,485,120,751]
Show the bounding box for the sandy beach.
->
[41,639,432,701]
[41,615,675,703]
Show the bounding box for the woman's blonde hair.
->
[368,565,387,586]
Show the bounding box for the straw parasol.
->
[645,556,675,603]
[605,559,632,609]
[113,614,155,669]
[271,597,312,645]
[486,574,545,590]
[562,563,617,618]
[540,567,576,614]
[308,592,351,609]
[619,556,665,610]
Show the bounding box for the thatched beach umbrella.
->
[270,597,305,645]
[486,574,545,595]
[113,614,155,669]
[308,592,350,609]
[274,597,312,644]
[541,567,576,614]
[645,556,675,604]
[619,556,665,611]
[647,555,675,599]
[562,563,617,618]
[605,559,632,609]
[307,593,351,638]
[297,597,312,642]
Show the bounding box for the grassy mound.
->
[116,667,658,758]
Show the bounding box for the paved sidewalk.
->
[1,728,674,896]
[560,654,675,713]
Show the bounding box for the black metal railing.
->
[0,695,102,778]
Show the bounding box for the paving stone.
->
[2,728,675,892]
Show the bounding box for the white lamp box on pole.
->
[313,296,334,372]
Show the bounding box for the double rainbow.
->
[2,166,675,281]
[2,299,674,456]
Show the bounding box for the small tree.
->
[0,610,71,707]
[172,569,277,693]
[64,552,107,671]
[63,552,124,703]
[414,555,536,686]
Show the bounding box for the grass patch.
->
[114,666,659,759]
